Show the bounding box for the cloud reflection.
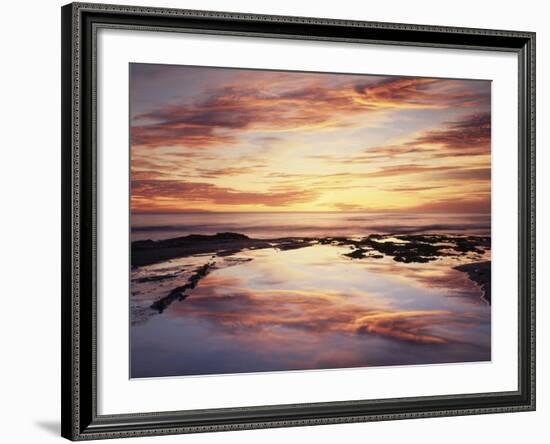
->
[131,244,491,377]
[163,254,488,347]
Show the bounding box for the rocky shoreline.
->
[132,232,491,310]
[132,232,314,267]
[150,261,215,313]
[454,261,491,303]
[133,232,490,266]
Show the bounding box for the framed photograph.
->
[61,2,536,440]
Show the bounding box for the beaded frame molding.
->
[61,2,536,440]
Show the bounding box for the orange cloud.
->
[131,76,489,149]
[332,112,490,166]
[413,112,491,156]
[130,66,491,213]
[354,77,488,110]
[131,179,319,211]
[366,164,454,178]
[196,165,268,178]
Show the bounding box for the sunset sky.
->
[130,64,491,213]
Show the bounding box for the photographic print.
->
[129,63,491,378]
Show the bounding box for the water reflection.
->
[131,244,490,378]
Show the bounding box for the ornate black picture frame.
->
[61,2,535,440]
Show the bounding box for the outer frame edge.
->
[71,1,534,38]
[61,2,77,441]
[61,2,536,440]
[79,402,535,440]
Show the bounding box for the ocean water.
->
[131,212,491,241]
[130,212,491,378]
[130,213,491,378]
[131,244,491,378]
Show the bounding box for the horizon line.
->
[131,210,492,215]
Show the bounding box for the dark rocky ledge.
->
[341,234,490,263]
[454,261,491,303]
[133,232,318,267]
[133,232,490,268]
[150,262,215,313]
[132,232,271,267]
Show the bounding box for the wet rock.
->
[150,262,214,313]
[134,233,271,267]
[344,249,367,259]
[393,255,436,263]
[454,261,491,303]
[133,272,179,283]
[343,234,490,264]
